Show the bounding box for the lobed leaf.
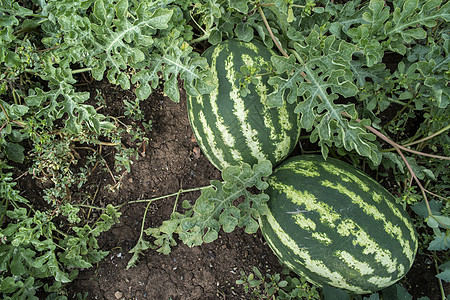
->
[146,160,271,253]
[268,31,381,164]
[25,84,112,134]
[347,0,450,56]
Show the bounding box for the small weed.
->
[236,267,320,299]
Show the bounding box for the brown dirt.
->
[17,79,446,299]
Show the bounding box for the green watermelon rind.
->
[187,39,300,170]
[259,155,418,294]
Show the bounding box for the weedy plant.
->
[0,159,121,299]
[237,266,320,299]
[1,0,449,299]
[236,267,433,300]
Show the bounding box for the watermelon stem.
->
[191,34,209,44]
[188,9,210,44]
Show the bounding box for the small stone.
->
[193,147,201,159]
[114,291,123,299]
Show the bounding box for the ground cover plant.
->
[0,0,449,299]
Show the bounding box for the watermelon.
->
[187,39,300,170]
[259,155,418,294]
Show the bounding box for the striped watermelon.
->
[259,155,418,294]
[187,39,300,170]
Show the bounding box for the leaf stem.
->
[257,5,289,58]
[401,124,450,148]
[0,121,7,133]
[258,3,305,8]
[172,189,182,215]
[382,145,450,160]
[77,204,108,210]
[189,9,209,44]
[0,102,10,121]
[71,67,93,74]
[434,256,446,300]
[191,34,210,44]
[381,125,450,160]
[138,198,155,243]
[117,185,212,209]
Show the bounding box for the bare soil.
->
[18,79,446,299]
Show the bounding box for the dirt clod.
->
[114,291,123,299]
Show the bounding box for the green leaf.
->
[268,30,381,164]
[249,279,261,288]
[382,284,413,300]
[350,54,388,87]
[278,280,288,288]
[160,219,180,234]
[267,55,303,107]
[127,237,153,269]
[322,285,350,300]
[436,261,450,282]
[362,0,390,34]
[153,160,271,250]
[203,228,219,243]
[427,216,439,228]
[162,47,216,102]
[252,266,262,278]
[435,215,450,228]
[0,276,24,293]
[428,233,449,251]
[182,200,192,209]
[439,261,450,270]
[6,207,27,220]
[10,248,35,276]
[387,0,449,53]
[235,22,254,42]
[89,3,173,87]
[4,142,25,163]
[346,0,449,57]
[364,294,380,300]
[229,0,249,13]
[412,200,442,218]
[219,206,240,233]
[25,84,112,134]
[436,269,450,282]
[328,1,365,39]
